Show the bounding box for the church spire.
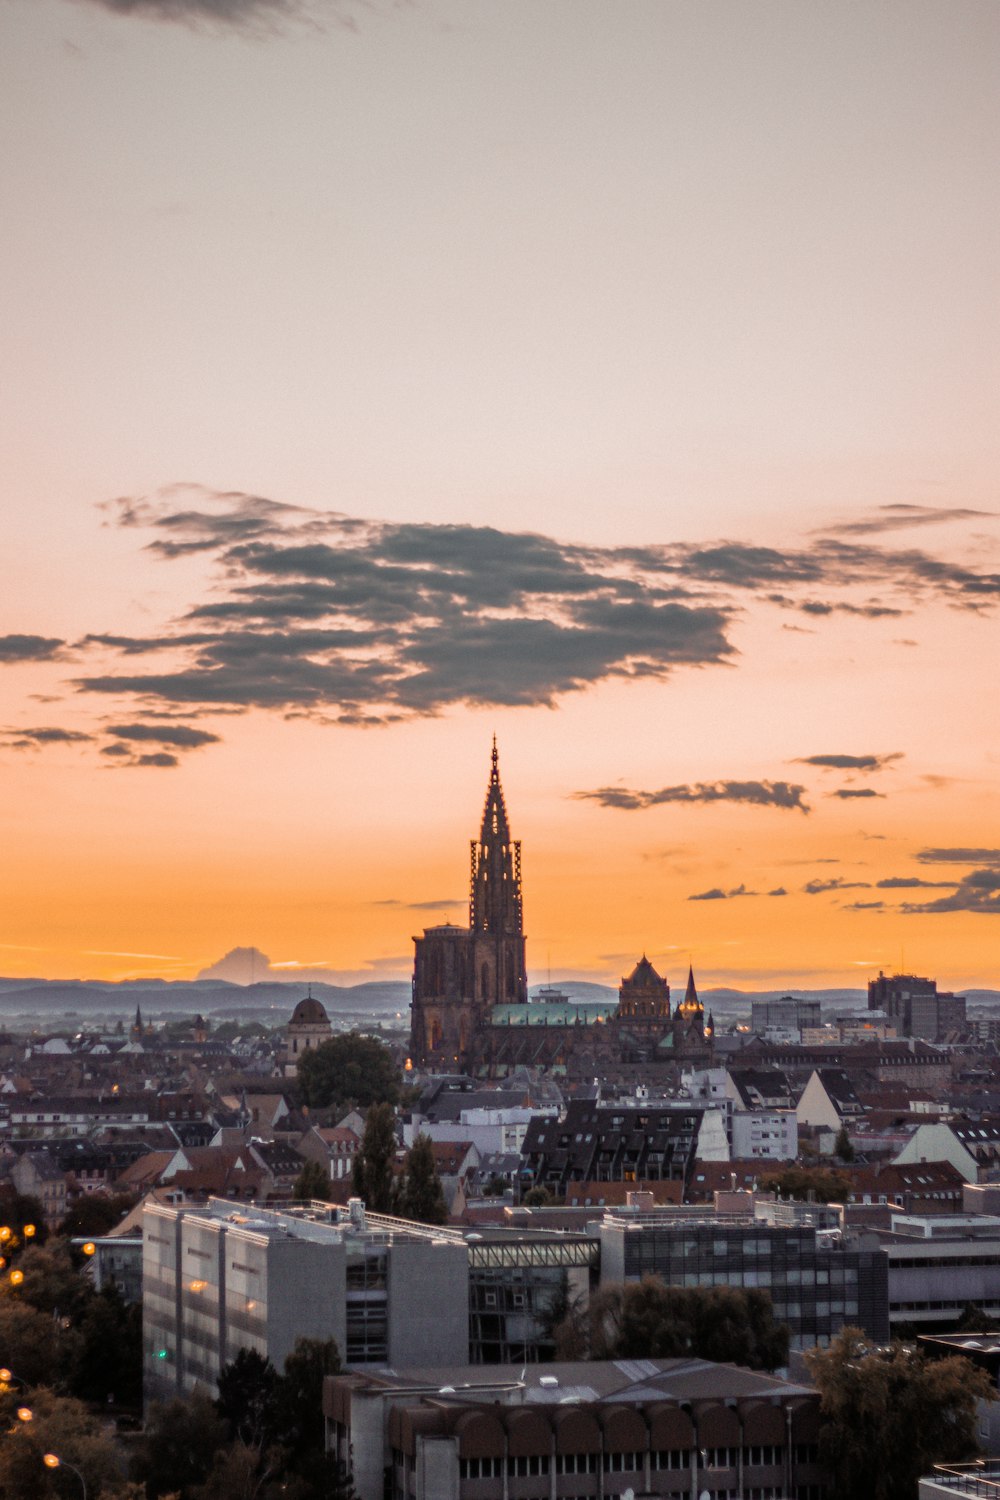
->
[685,964,699,1008]
[470,741,523,937]
[677,963,703,1019]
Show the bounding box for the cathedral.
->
[410,747,714,1074]
[410,741,527,1067]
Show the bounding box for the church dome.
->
[289,995,330,1026]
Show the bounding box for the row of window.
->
[458,1444,806,1479]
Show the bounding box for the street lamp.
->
[44,1453,87,1500]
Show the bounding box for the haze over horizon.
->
[2,0,998,991]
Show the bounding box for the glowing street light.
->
[17,1405,33,1422]
[44,1453,87,1500]
[9,1270,24,1286]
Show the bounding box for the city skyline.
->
[2,0,998,988]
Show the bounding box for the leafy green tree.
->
[292,1158,332,1202]
[805,1326,996,1500]
[215,1348,280,1451]
[759,1164,852,1203]
[0,1386,132,1499]
[569,1277,788,1371]
[3,1240,92,1321]
[351,1102,398,1214]
[522,1186,555,1207]
[0,1192,48,1255]
[278,1337,342,1449]
[60,1193,136,1239]
[958,1302,1000,1333]
[0,1298,75,1389]
[131,1391,228,1498]
[395,1134,447,1225]
[68,1285,142,1408]
[296,1033,400,1115]
[834,1125,856,1163]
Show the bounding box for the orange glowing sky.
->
[2,0,999,991]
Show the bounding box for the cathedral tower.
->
[411,744,527,1068]
[469,740,527,1006]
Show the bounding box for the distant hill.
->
[0,976,996,1027]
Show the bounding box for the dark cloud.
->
[803,877,872,895]
[106,722,221,749]
[3,726,92,748]
[100,744,133,758]
[0,634,65,663]
[688,883,756,901]
[669,535,1000,610]
[796,600,907,619]
[820,504,998,538]
[74,495,735,722]
[798,753,902,772]
[876,877,958,890]
[576,780,810,814]
[135,752,179,768]
[71,0,307,27]
[767,887,788,897]
[844,900,885,911]
[831,788,885,800]
[374,898,464,912]
[901,869,1000,915]
[6,487,997,764]
[916,848,1000,866]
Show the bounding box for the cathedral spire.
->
[677,963,703,1020]
[471,742,522,937]
[685,964,699,1008]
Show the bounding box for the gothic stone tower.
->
[411,744,527,1068]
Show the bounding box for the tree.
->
[834,1125,856,1163]
[132,1391,228,1499]
[351,1103,398,1214]
[958,1302,1000,1333]
[296,1033,400,1115]
[564,1277,789,1372]
[394,1134,447,1226]
[292,1158,332,1202]
[807,1327,995,1500]
[277,1337,342,1452]
[68,1285,142,1409]
[60,1193,136,1240]
[0,1386,132,1499]
[522,1186,555,1207]
[0,1190,48,1246]
[758,1164,852,1204]
[215,1349,280,1451]
[2,1239,92,1320]
[0,1298,75,1389]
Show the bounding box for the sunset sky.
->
[2,0,999,991]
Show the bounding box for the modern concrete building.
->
[598,1208,890,1350]
[325,1358,826,1500]
[143,1198,598,1402]
[143,1198,469,1402]
[880,1214,1000,1332]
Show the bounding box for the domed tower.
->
[283,991,332,1077]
